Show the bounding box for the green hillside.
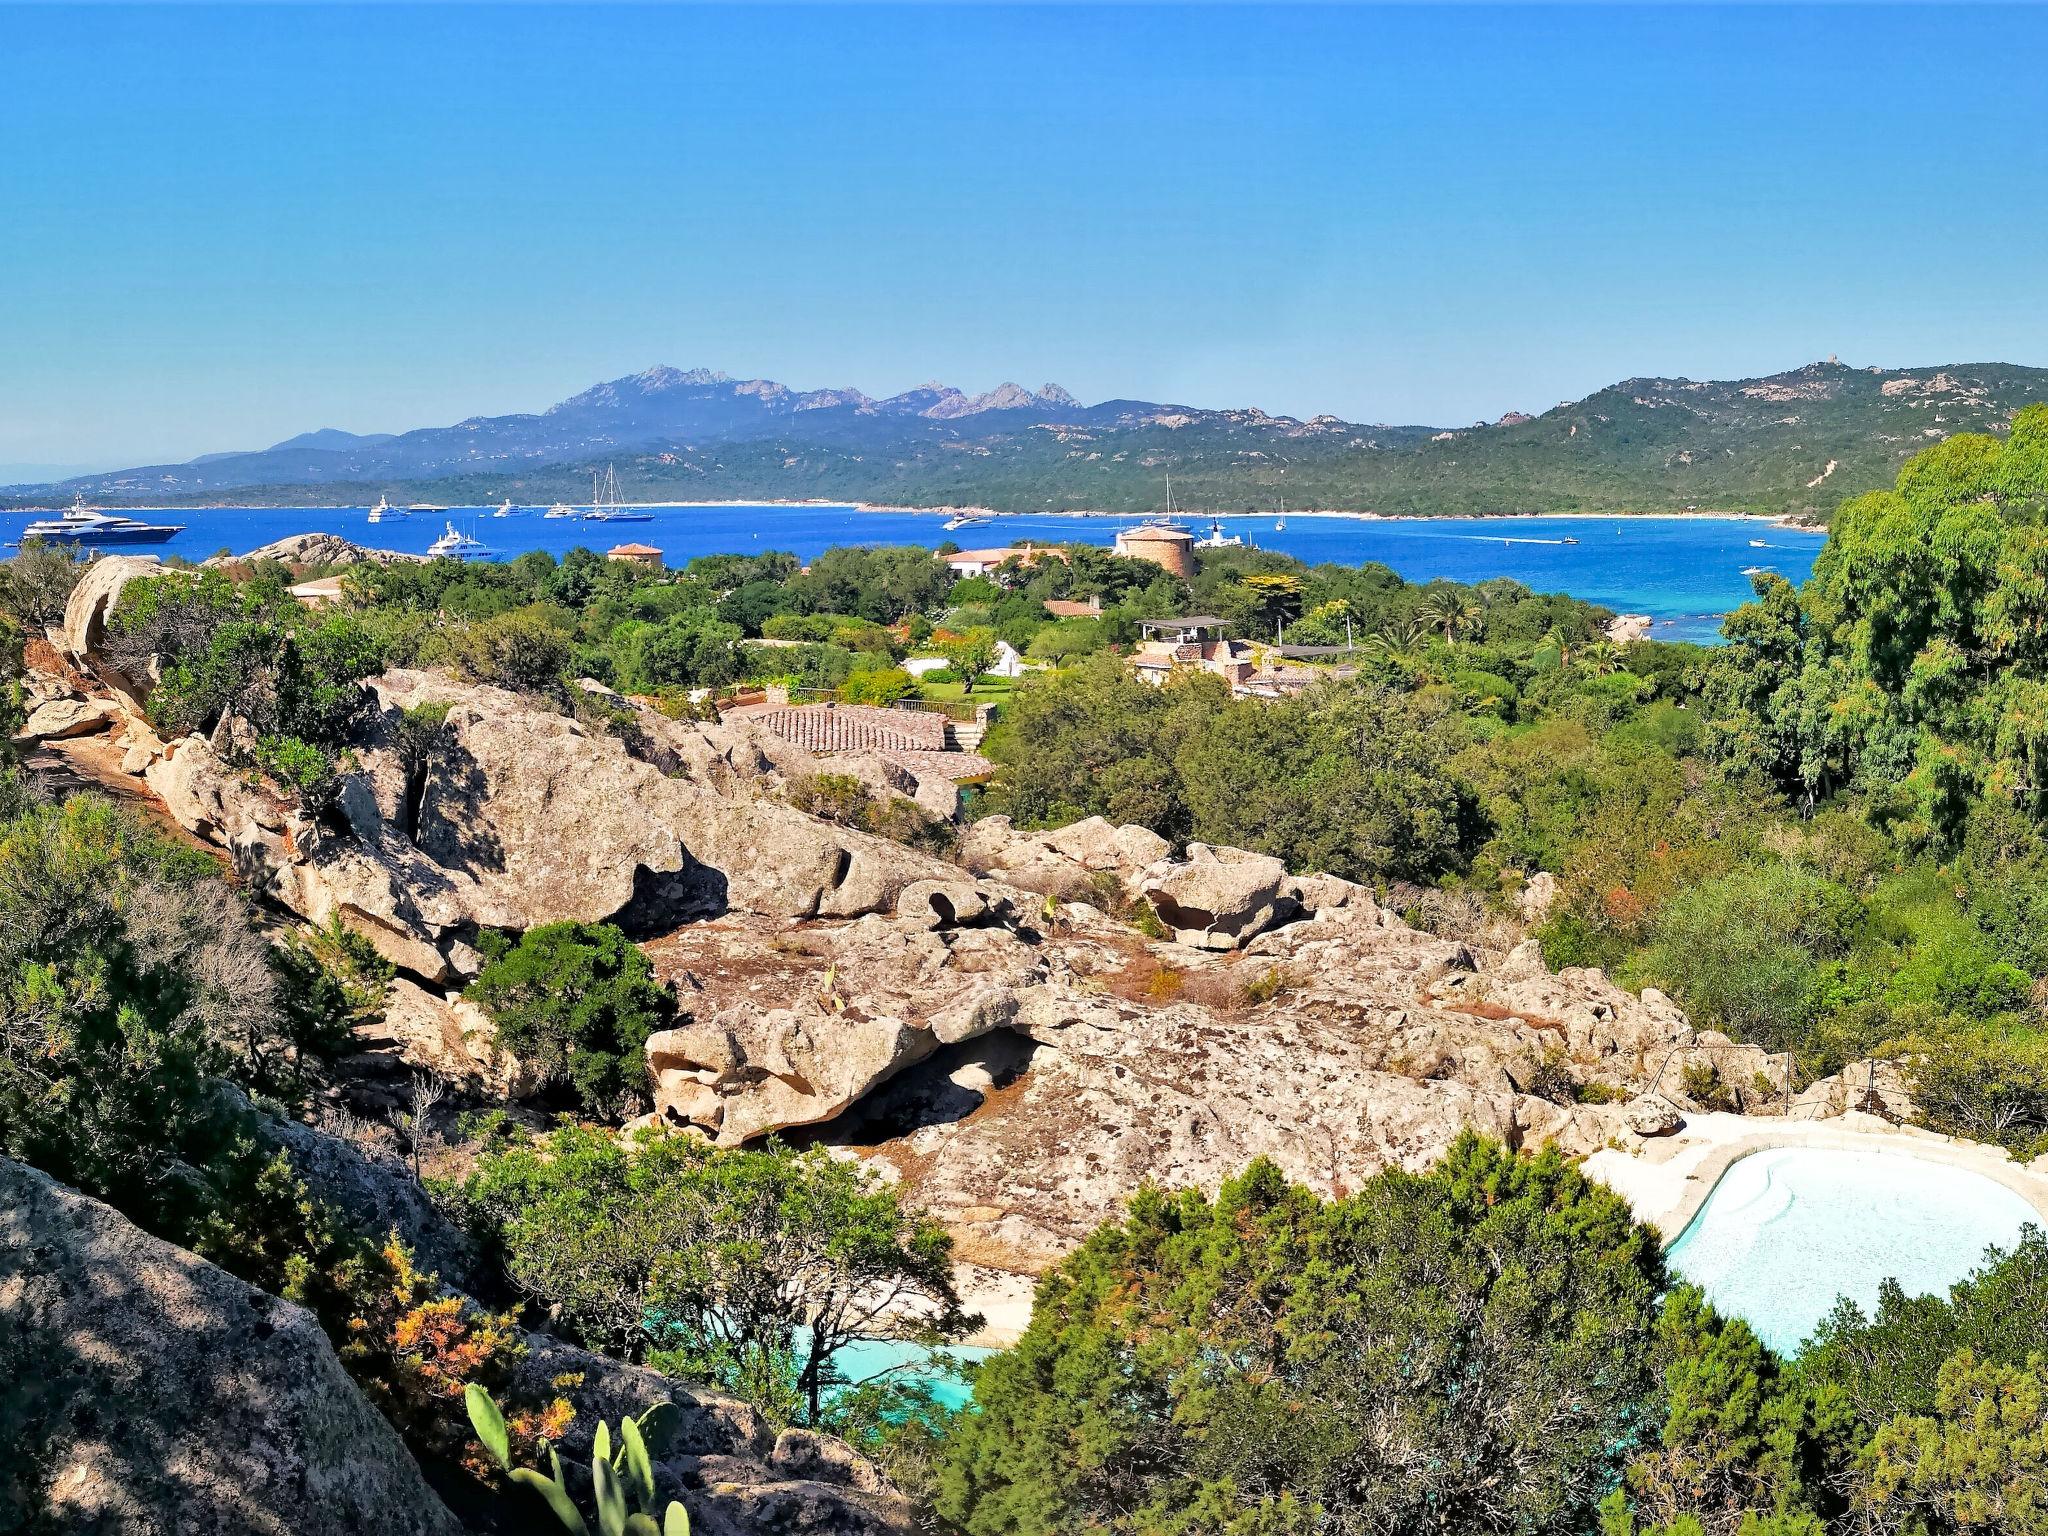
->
[29,360,2048,519]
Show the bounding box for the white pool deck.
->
[1583,1110,2048,1245]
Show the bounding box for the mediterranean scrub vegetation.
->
[17,410,2048,1536]
[983,407,2048,1157]
[935,1137,2048,1536]
[453,1123,977,1427]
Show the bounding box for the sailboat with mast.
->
[581,466,653,523]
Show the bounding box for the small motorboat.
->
[1561,536,1580,545]
[1749,539,1768,547]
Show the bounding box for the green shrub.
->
[464,922,678,1117]
[457,1126,975,1426]
[937,1137,1667,1536]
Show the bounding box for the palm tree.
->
[1367,616,1429,663]
[1420,589,1484,646]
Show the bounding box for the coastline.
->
[2,496,1828,533]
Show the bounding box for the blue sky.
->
[3,4,2046,473]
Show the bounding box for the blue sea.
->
[6,504,1824,645]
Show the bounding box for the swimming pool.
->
[826,1338,993,1411]
[1664,1145,2040,1355]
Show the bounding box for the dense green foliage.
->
[937,1141,2048,1536]
[110,563,385,809]
[456,1124,975,1425]
[938,1137,1669,1536]
[464,921,678,1117]
[982,657,1472,880]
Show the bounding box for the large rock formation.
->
[1137,842,1291,950]
[0,1157,464,1536]
[637,889,1717,1273]
[135,670,961,983]
[207,533,410,568]
[57,553,161,712]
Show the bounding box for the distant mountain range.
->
[14,360,2048,519]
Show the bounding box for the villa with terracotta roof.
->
[943,543,1069,579]
[1041,596,1102,619]
[606,542,664,569]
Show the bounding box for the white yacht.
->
[942,512,990,532]
[544,502,578,519]
[492,499,517,518]
[368,494,402,523]
[19,496,183,546]
[426,521,495,561]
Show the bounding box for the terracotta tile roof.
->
[1042,598,1101,619]
[606,542,663,557]
[886,748,996,782]
[723,701,948,754]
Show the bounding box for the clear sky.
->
[3,4,2046,474]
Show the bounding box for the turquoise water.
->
[826,1338,993,1412]
[2,503,1824,644]
[1665,1147,2038,1355]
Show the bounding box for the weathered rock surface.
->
[959,813,1165,899]
[0,1156,464,1536]
[370,977,529,1098]
[1138,842,1291,950]
[57,553,161,711]
[638,896,1709,1270]
[15,694,121,741]
[209,533,410,568]
[131,671,961,983]
[512,1333,915,1536]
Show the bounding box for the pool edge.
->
[1648,1126,2048,1251]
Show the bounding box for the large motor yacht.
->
[19,495,183,546]
[426,521,495,561]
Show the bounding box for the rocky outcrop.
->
[129,671,961,983]
[0,1156,463,1536]
[210,533,409,568]
[15,694,121,742]
[1138,843,1291,950]
[368,977,528,1098]
[511,1333,915,1536]
[959,813,1167,899]
[635,894,1705,1268]
[57,553,161,711]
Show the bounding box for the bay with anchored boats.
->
[0,503,1822,643]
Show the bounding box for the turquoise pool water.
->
[827,1338,993,1412]
[1665,1146,2039,1355]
